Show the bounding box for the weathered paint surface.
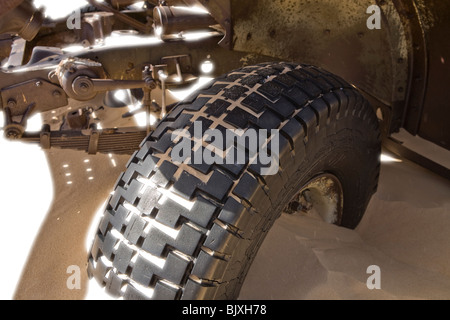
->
[230,0,408,108]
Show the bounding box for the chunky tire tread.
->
[88,62,381,300]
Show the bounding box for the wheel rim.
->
[286,173,344,225]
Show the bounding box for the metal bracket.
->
[88,125,100,155]
[3,103,35,139]
[160,54,197,87]
[40,124,51,149]
[3,37,26,68]
[182,0,232,48]
[86,0,152,33]
[1,79,67,117]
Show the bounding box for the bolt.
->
[78,82,90,92]
[6,130,19,139]
[145,78,157,90]
[36,81,43,87]
[53,90,62,97]
[7,99,17,108]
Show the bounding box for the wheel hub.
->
[286,173,344,225]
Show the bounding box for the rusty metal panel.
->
[230,0,410,133]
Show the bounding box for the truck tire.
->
[87,62,381,300]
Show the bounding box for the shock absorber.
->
[153,5,217,39]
